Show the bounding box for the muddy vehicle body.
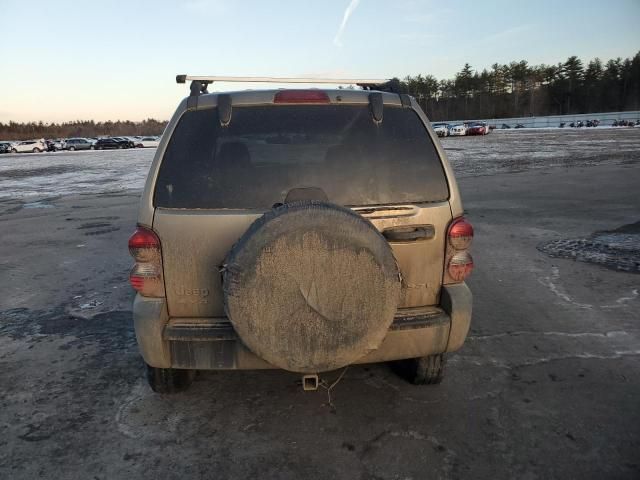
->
[129,76,474,393]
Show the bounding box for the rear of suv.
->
[130,76,473,393]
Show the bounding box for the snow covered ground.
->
[443,127,640,177]
[0,149,155,200]
[0,128,638,201]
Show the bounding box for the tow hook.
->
[302,374,319,391]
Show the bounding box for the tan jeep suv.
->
[129,75,473,393]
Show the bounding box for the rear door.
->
[152,102,451,318]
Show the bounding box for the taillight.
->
[274,90,330,104]
[128,226,165,297]
[448,217,473,250]
[448,252,474,282]
[445,217,474,283]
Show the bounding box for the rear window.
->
[154,105,449,209]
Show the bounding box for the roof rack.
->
[176,74,393,96]
[176,74,389,85]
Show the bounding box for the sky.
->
[0,0,638,123]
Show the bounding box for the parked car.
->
[466,122,489,135]
[111,137,135,148]
[95,138,126,150]
[122,136,140,146]
[130,78,474,393]
[46,139,65,151]
[514,123,525,129]
[612,119,635,127]
[449,124,467,136]
[431,123,449,137]
[501,123,511,129]
[64,138,94,151]
[0,142,13,154]
[10,139,47,153]
[137,136,160,148]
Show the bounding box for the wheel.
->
[10,148,17,153]
[69,146,75,151]
[391,354,446,385]
[33,147,41,153]
[96,146,102,150]
[90,145,94,150]
[146,363,196,394]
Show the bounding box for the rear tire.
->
[10,148,17,153]
[391,354,445,385]
[33,147,41,153]
[69,146,75,151]
[145,364,196,394]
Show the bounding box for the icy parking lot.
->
[442,127,640,176]
[1,127,639,480]
[0,148,155,200]
[1,128,639,202]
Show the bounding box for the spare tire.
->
[223,201,401,373]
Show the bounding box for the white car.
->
[449,124,467,136]
[11,139,47,153]
[137,136,160,148]
[431,123,449,137]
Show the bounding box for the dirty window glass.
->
[154,105,449,208]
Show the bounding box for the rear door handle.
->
[382,225,435,242]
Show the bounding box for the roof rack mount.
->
[176,74,389,85]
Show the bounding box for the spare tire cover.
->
[223,201,401,373]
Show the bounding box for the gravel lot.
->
[1,128,639,479]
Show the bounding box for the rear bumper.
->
[133,283,472,370]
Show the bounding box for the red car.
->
[466,122,489,135]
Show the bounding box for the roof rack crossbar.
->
[176,74,389,86]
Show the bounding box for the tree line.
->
[396,51,640,121]
[0,119,167,141]
[2,51,639,139]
